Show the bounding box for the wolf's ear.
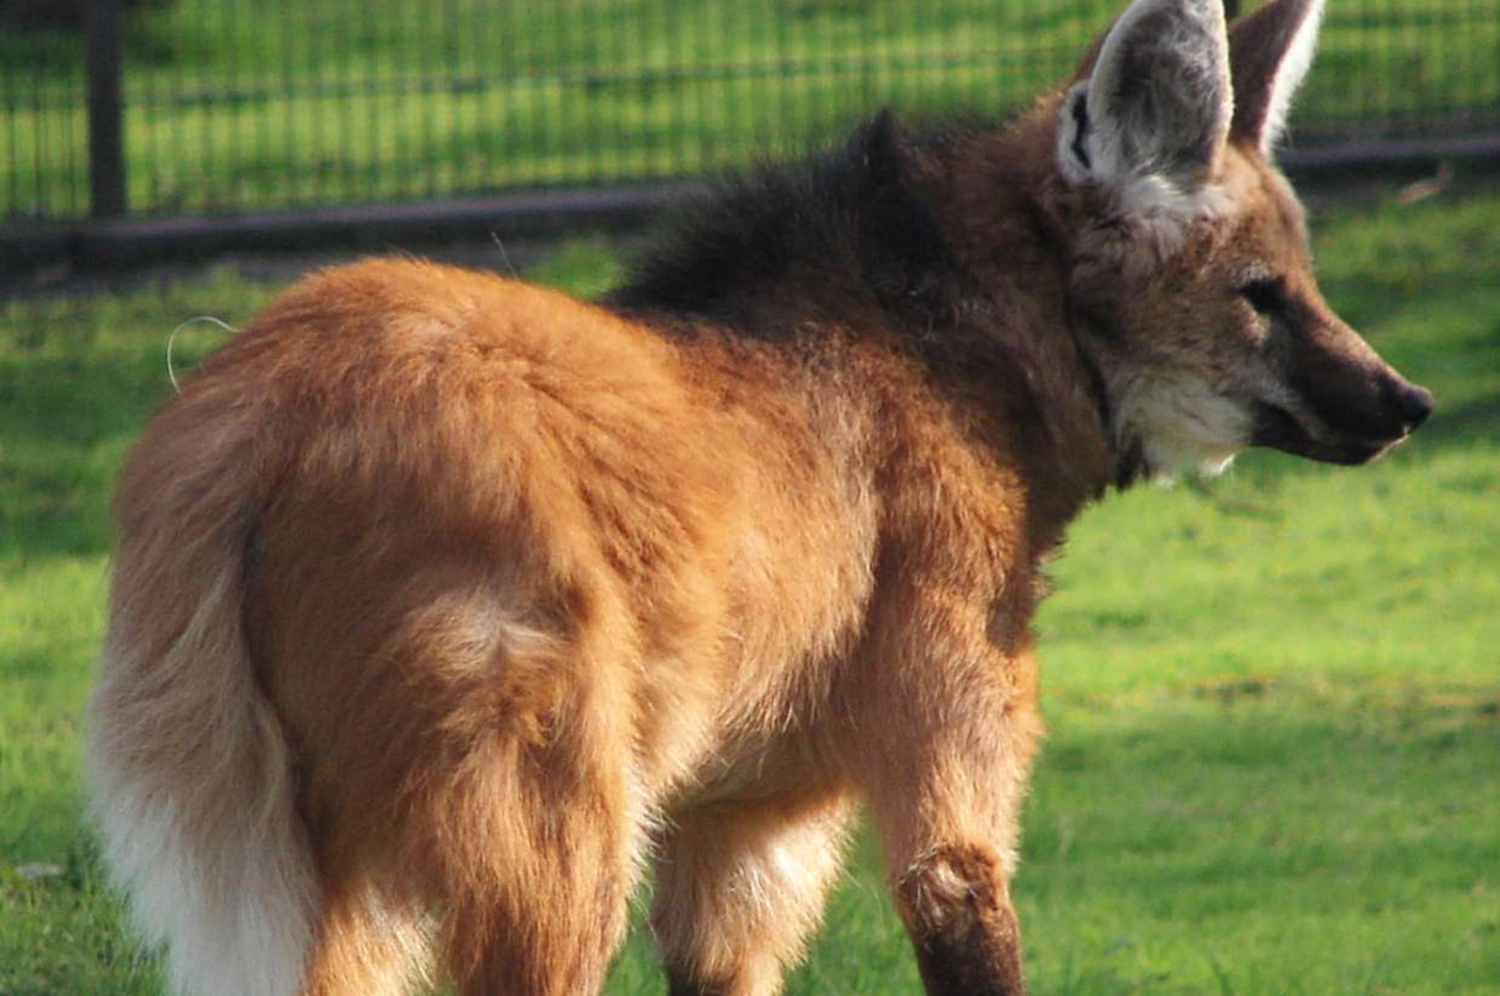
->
[1229,0,1326,153]
[1057,0,1232,202]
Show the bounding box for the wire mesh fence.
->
[2,0,1498,226]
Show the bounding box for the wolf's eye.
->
[1238,277,1284,315]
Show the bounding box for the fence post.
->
[86,0,127,218]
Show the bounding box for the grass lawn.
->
[2,181,1498,995]
[4,0,1499,220]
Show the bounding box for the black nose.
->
[1392,381,1435,430]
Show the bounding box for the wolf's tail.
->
[86,384,317,996]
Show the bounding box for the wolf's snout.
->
[1386,378,1435,432]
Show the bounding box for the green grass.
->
[2,184,1499,995]
[4,0,1499,221]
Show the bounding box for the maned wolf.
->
[88,0,1433,993]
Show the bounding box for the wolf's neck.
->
[922,123,1122,536]
[609,111,1121,536]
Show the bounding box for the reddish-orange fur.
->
[88,1,1431,994]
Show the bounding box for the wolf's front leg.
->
[653,788,854,996]
[848,603,1044,996]
[896,842,1029,996]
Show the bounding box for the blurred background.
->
[1,2,1497,995]
[1,0,1497,247]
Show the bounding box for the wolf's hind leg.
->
[653,789,853,996]
[430,731,650,996]
[301,881,430,996]
[269,572,654,996]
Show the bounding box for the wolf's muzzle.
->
[1384,377,1435,432]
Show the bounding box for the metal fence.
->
[3,0,1498,226]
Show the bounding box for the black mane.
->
[608,111,971,329]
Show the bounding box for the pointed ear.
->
[1057,0,1232,201]
[1229,0,1326,152]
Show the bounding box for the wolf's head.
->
[1052,0,1432,480]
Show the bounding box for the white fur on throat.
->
[1115,371,1254,479]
